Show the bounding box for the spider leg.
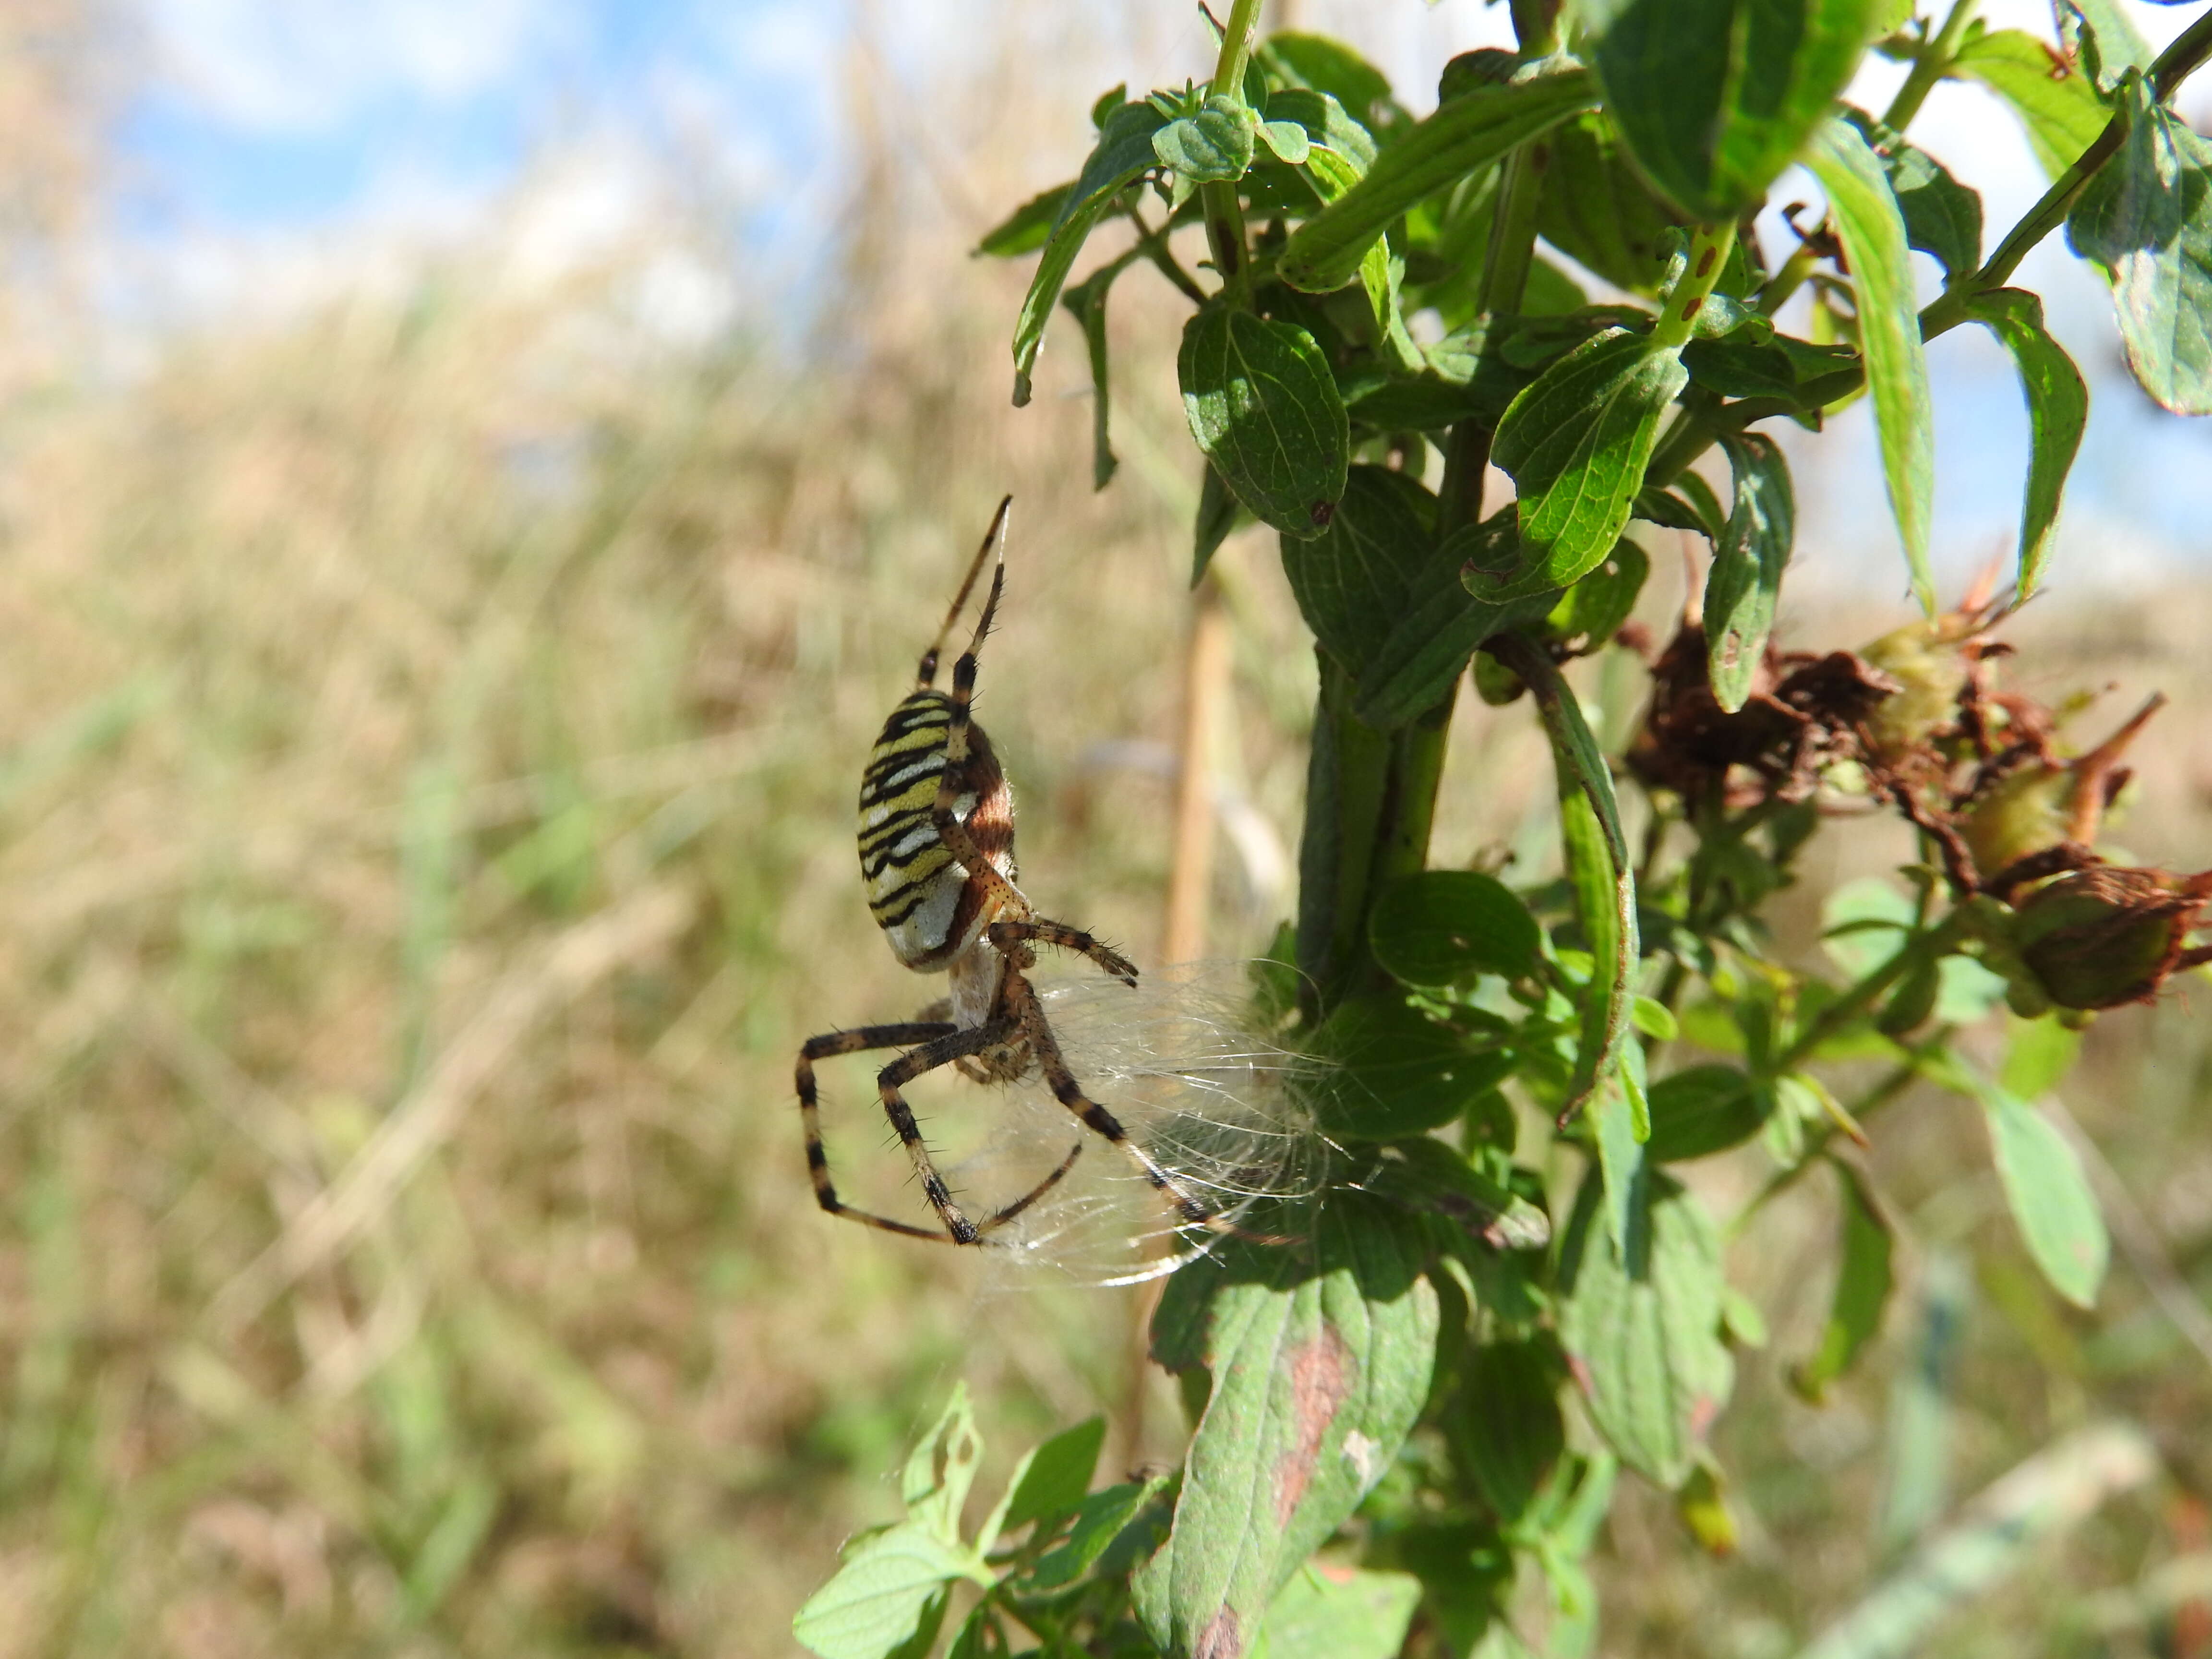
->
[873,1016,1082,1243]
[796,1017,1084,1244]
[1000,968,1294,1246]
[986,919,1137,986]
[797,1022,959,1241]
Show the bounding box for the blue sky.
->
[113,0,2212,589]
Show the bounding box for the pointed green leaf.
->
[1842,108,1984,278]
[1061,253,1136,491]
[1277,70,1598,292]
[1956,289,2086,596]
[1011,101,1166,405]
[998,1416,1106,1536]
[1260,34,1399,137]
[1180,309,1351,539]
[1483,329,1687,601]
[1306,996,1513,1141]
[793,1524,990,1659]
[1981,1085,2109,1308]
[1952,27,2110,181]
[1369,870,1542,986]
[1804,114,1935,612]
[1279,465,1437,669]
[1556,1171,1735,1488]
[1156,94,1258,182]
[902,1384,984,1545]
[1542,536,1649,653]
[1537,109,1685,293]
[1139,1195,1440,1659]
[1999,1012,2082,1102]
[977,181,1073,257]
[1504,637,1637,1123]
[1644,1065,1766,1162]
[1702,433,1795,712]
[1587,0,1883,220]
[1594,1038,1651,1256]
[2066,73,2212,415]
[1792,1161,1894,1401]
[1026,1476,1171,1590]
[1447,1338,1565,1526]
[1249,1566,1423,1659]
[1354,536,1560,727]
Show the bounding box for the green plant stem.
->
[1881,0,1978,133]
[1123,205,1208,304]
[1201,0,1266,300]
[1296,657,1395,1019]
[1652,221,1739,350]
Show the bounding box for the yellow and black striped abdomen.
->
[858,690,1001,969]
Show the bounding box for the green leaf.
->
[1061,254,1135,491]
[1792,1161,1894,1401]
[1279,465,1436,669]
[1644,1065,1767,1162]
[1510,638,1636,1124]
[1180,309,1352,539]
[1594,1038,1651,1255]
[1010,101,1166,405]
[1260,34,1400,137]
[977,181,1073,257]
[1952,27,2111,181]
[1249,1566,1424,1659]
[1277,69,1598,292]
[1267,87,1378,175]
[1981,1085,2109,1309]
[1556,1171,1735,1488]
[2066,74,2212,415]
[998,1417,1105,1536]
[903,1384,985,1545]
[1194,463,1246,585]
[1027,1476,1171,1589]
[1804,115,1936,612]
[1447,1338,1565,1526]
[1586,0,1883,220]
[1356,1136,1551,1252]
[1307,996,1513,1141]
[1537,109,1685,293]
[1355,561,1559,728]
[1999,1012,2082,1101]
[1139,1194,1440,1658]
[1155,94,1257,182]
[1542,536,1649,653]
[1955,289,2086,596]
[1368,870,1541,986]
[1841,108,1983,278]
[1702,433,1795,713]
[1484,329,1688,601]
[1679,330,1860,406]
[2069,0,2154,83]
[793,1524,990,1659]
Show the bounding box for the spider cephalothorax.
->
[793,497,1250,1246]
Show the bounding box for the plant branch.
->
[1772,913,1968,1077]
[1201,0,1266,301]
[1123,204,1208,304]
[1881,0,1978,134]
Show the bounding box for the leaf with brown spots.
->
[1135,1193,1438,1659]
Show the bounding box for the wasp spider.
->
[794,497,1255,1246]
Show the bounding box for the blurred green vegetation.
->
[0,183,2204,1659]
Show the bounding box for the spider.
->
[793,496,1250,1246]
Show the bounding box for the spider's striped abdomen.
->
[858,689,1017,972]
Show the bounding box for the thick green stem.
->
[1201,0,1266,300]
[1881,0,1978,134]
[1295,657,1394,1020]
[1651,221,1738,350]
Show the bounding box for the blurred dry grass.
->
[0,8,2203,1657]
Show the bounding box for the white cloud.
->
[137,0,572,131]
